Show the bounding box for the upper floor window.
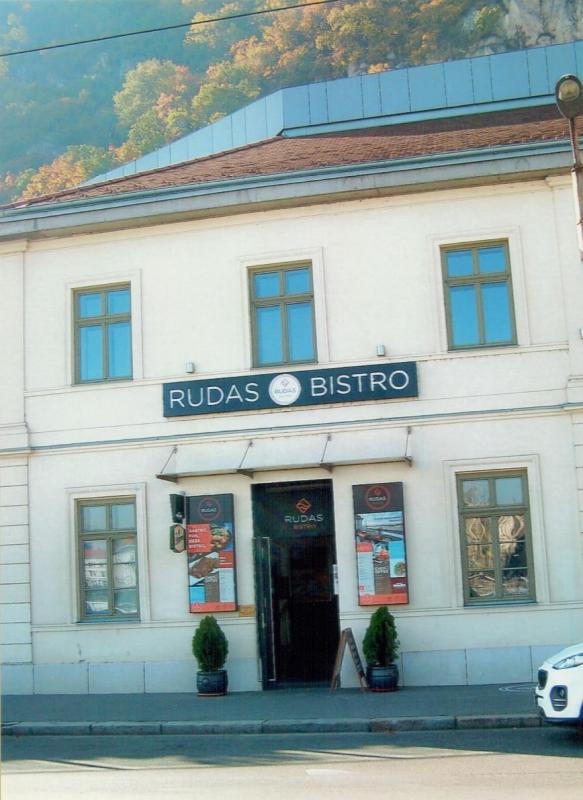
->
[442,242,516,350]
[250,264,316,367]
[457,470,534,605]
[77,497,139,621]
[74,285,132,383]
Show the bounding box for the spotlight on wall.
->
[376,344,386,357]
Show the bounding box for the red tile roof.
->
[7,105,570,209]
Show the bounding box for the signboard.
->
[352,482,409,606]
[330,628,368,692]
[163,362,417,417]
[187,494,237,613]
[169,523,186,553]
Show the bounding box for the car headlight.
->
[554,652,583,669]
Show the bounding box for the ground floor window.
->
[77,497,139,620]
[456,470,534,604]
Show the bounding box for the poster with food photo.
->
[352,482,409,605]
[186,493,237,613]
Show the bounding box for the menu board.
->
[352,483,409,606]
[186,494,237,613]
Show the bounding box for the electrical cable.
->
[0,0,353,58]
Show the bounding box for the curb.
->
[1,714,541,737]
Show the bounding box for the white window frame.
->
[239,247,330,370]
[443,454,549,608]
[66,482,150,624]
[66,270,143,387]
[428,227,531,355]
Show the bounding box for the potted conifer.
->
[362,606,399,692]
[192,615,229,696]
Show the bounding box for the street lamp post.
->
[555,74,583,258]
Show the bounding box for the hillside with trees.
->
[1,0,582,203]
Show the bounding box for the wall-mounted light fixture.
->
[185,362,195,373]
[555,74,583,257]
[376,344,386,357]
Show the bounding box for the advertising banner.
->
[186,494,237,613]
[352,483,409,606]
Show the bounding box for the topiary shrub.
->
[192,615,228,672]
[362,606,399,667]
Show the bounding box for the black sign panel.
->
[163,362,417,417]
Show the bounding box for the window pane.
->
[85,590,110,615]
[78,292,102,318]
[478,245,506,274]
[500,538,526,569]
[495,477,523,506]
[450,285,479,346]
[107,288,130,315]
[497,514,525,543]
[502,569,529,596]
[83,540,108,589]
[287,302,315,361]
[464,517,492,545]
[482,282,512,343]
[285,268,310,295]
[111,504,136,530]
[254,272,280,298]
[461,479,490,507]
[468,571,496,598]
[467,543,494,569]
[114,589,138,615]
[81,506,107,532]
[256,305,283,364]
[108,322,131,378]
[79,325,103,381]
[114,562,137,589]
[446,250,473,277]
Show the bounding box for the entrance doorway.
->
[252,480,340,688]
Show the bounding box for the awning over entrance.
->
[156,427,411,482]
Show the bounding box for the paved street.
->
[3,727,582,799]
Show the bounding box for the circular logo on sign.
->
[268,373,302,406]
[198,496,222,521]
[364,484,391,511]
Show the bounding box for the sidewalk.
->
[1,683,541,736]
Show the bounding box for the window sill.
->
[464,599,536,609]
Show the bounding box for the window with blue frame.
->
[442,242,516,350]
[250,264,316,367]
[74,285,132,383]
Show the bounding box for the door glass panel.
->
[287,303,314,361]
[482,282,512,343]
[450,285,479,346]
[79,325,103,380]
[256,306,283,364]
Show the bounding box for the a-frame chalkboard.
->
[330,628,368,692]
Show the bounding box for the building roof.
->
[5,104,570,210]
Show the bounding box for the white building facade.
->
[2,41,583,694]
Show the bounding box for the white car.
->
[535,642,583,727]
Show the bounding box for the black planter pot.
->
[196,669,228,696]
[366,664,399,692]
